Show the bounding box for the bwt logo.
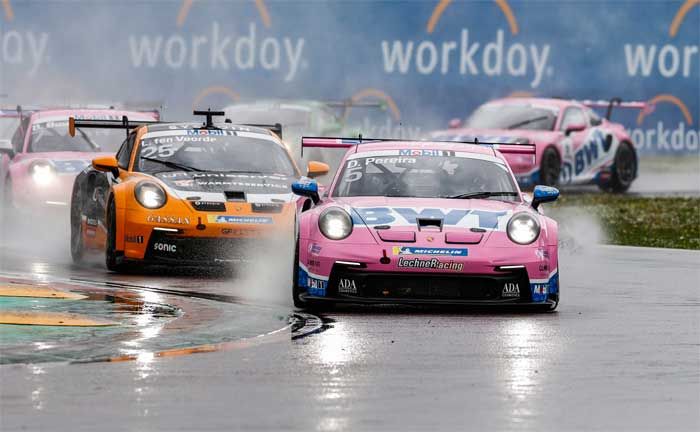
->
[624,0,699,78]
[0,1,49,76]
[128,0,306,82]
[380,0,552,88]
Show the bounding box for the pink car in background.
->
[0,107,159,215]
[431,97,646,192]
[291,137,560,311]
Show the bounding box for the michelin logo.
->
[393,247,468,256]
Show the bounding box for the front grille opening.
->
[329,268,531,302]
[224,191,246,202]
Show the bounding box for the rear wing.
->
[300,136,536,161]
[581,97,653,120]
[69,116,160,138]
[325,100,386,120]
[241,123,283,139]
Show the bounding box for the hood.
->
[332,196,529,245]
[155,171,296,204]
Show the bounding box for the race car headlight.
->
[135,181,167,209]
[319,207,353,240]
[29,161,56,186]
[507,212,540,245]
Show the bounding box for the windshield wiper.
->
[218,170,265,175]
[506,115,550,130]
[76,128,100,151]
[446,191,520,199]
[140,156,203,172]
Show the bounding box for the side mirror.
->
[532,185,559,210]
[565,123,586,136]
[0,139,14,159]
[291,179,320,204]
[307,161,329,179]
[92,155,120,178]
[448,118,463,129]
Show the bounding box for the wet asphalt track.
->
[0,236,699,431]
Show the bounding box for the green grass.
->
[549,194,700,250]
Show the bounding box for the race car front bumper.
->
[300,261,558,306]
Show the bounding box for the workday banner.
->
[0,0,698,154]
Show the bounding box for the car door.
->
[558,105,599,184]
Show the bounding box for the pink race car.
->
[291,137,560,311]
[0,107,159,215]
[431,97,646,192]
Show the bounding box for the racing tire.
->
[70,190,85,264]
[603,141,636,193]
[539,147,561,187]
[105,198,128,272]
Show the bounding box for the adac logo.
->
[0,0,49,75]
[624,0,699,78]
[380,0,552,88]
[128,0,306,82]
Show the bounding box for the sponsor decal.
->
[221,228,259,236]
[309,243,322,255]
[307,276,327,291]
[85,228,96,238]
[147,215,191,225]
[208,215,273,224]
[398,149,454,156]
[397,257,463,271]
[532,283,548,295]
[392,246,468,256]
[86,218,98,227]
[353,207,509,231]
[308,258,320,268]
[125,235,144,244]
[153,242,177,253]
[502,282,520,298]
[338,278,358,294]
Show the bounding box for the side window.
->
[586,108,602,126]
[559,107,587,131]
[11,117,30,153]
[116,134,136,169]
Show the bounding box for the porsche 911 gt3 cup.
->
[291,137,560,311]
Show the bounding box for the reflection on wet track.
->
[1,234,699,431]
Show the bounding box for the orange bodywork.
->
[83,125,299,263]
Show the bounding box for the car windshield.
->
[225,106,311,127]
[332,150,518,200]
[28,119,128,153]
[0,117,19,140]
[465,104,557,131]
[134,128,297,176]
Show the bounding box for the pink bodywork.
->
[296,140,559,303]
[430,97,635,187]
[3,109,159,211]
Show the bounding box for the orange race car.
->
[68,110,328,271]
